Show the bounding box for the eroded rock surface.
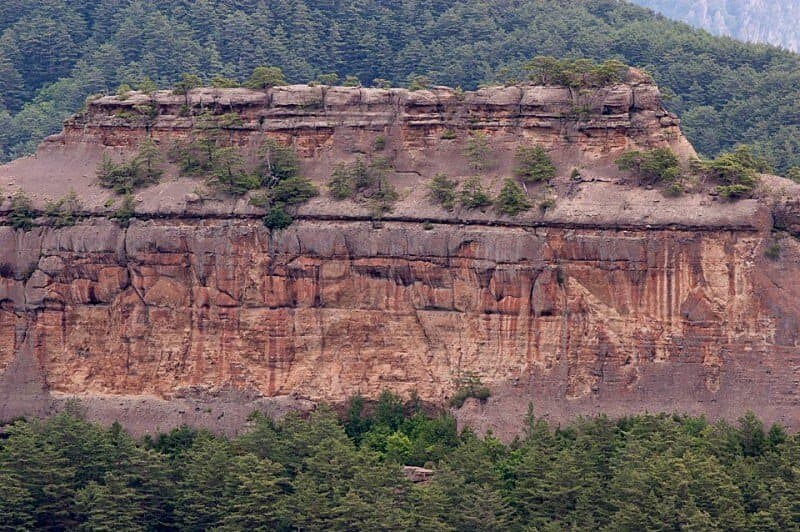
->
[0,217,798,437]
[0,79,798,438]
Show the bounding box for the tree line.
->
[2,395,800,530]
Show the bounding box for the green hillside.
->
[1,0,799,172]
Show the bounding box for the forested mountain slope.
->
[0,0,799,171]
[631,0,800,52]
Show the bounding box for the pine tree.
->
[215,454,288,531]
[74,473,146,532]
[0,421,77,530]
[0,469,35,531]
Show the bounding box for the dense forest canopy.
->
[0,0,799,173]
[1,398,799,530]
[631,0,800,52]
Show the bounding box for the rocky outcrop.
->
[1,215,798,437]
[0,79,798,438]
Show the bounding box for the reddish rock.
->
[0,81,798,439]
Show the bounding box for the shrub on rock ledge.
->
[514,144,556,184]
[697,145,766,199]
[427,173,458,210]
[459,176,492,210]
[495,178,531,216]
[97,139,163,194]
[9,190,34,231]
[616,148,680,186]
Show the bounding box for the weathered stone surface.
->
[0,78,798,439]
[0,216,798,438]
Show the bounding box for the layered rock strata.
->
[0,78,798,437]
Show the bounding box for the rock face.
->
[0,79,798,438]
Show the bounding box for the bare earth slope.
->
[1,76,799,438]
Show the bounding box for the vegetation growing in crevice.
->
[109,194,136,227]
[514,144,557,185]
[495,178,532,216]
[44,189,82,227]
[8,189,34,230]
[96,139,163,194]
[427,173,458,211]
[257,138,301,187]
[459,175,493,210]
[764,241,781,260]
[696,145,767,199]
[463,132,493,171]
[328,157,398,215]
[449,372,491,408]
[616,147,681,186]
[169,134,314,207]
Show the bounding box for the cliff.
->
[1,77,799,438]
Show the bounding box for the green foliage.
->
[169,136,304,198]
[372,78,392,89]
[786,167,800,183]
[263,205,294,231]
[109,194,136,227]
[44,189,81,228]
[524,56,629,87]
[459,175,492,209]
[464,132,492,170]
[539,197,556,211]
[270,176,318,206]
[217,112,243,128]
[373,135,386,151]
[342,75,361,87]
[328,157,398,213]
[2,403,800,530]
[495,178,531,216]
[514,144,557,184]
[257,138,300,186]
[97,139,163,194]
[440,129,457,140]
[136,77,157,94]
[5,1,800,174]
[244,66,286,89]
[115,83,132,100]
[173,73,202,95]
[449,372,491,408]
[697,145,766,199]
[407,75,430,91]
[616,148,681,185]
[427,173,458,210]
[208,147,259,195]
[8,189,34,230]
[210,75,239,88]
[316,73,339,86]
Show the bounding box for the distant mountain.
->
[631,0,800,51]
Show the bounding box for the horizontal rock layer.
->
[1,79,798,437]
[0,218,798,436]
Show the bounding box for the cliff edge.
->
[1,76,799,438]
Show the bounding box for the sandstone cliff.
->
[1,78,798,438]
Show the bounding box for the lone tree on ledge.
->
[245,66,287,89]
